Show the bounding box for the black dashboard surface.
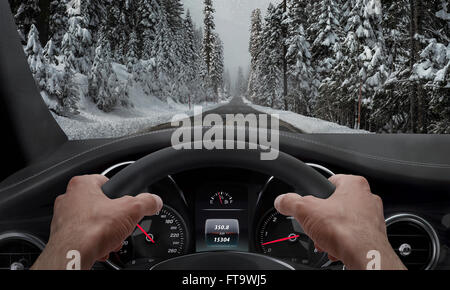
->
[0,129,449,269]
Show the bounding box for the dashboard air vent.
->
[386,214,439,270]
[0,233,45,270]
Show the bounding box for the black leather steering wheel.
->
[102,142,335,270]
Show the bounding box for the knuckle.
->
[294,200,305,212]
[352,176,369,188]
[67,176,83,189]
[355,176,368,185]
[54,195,65,207]
[372,194,384,207]
[129,199,143,213]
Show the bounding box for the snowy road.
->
[140,97,305,134]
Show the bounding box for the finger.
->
[134,193,163,216]
[114,244,123,253]
[89,174,110,187]
[314,244,324,253]
[328,254,338,262]
[121,193,163,223]
[274,193,316,225]
[99,254,109,262]
[328,174,347,187]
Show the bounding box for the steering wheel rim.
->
[101,141,335,270]
[102,141,335,199]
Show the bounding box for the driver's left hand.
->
[32,175,163,270]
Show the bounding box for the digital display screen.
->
[195,185,249,252]
[205,219,239,247]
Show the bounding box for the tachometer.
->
[107,205,188,269]
[257,209,327,267]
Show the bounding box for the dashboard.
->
[0,132,449,271]
[102,163,335,270]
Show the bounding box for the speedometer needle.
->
[136,224,155,244]
[262,235,300,246]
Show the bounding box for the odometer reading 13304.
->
[108,205,188,269]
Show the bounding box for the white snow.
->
[242,97,369,134]
[50,63,224,140]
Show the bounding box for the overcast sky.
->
[182,0,280,83]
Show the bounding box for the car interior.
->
[0,1,449,271]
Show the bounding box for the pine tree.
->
[89,42,123,112]
[307,0,342,80]
[14,0,40,43]
[62,1,93,74]
[210,33,224,96]
[235,66,247,97]
[255,3,284,108]
[248,8,263,98]
[327,0,388,130]
[139,0,161,59]
[24,24,46,91]
[49,0,68,48]
[286,0,313,114]
[203,0,216,77]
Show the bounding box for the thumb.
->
[121,193,163,223]
[134,193,163,217]
[274,193,317,225]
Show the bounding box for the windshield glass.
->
[10,0,450,139]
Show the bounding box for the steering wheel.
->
[102,141,335,270]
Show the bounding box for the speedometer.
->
[107,205,189,269]
[257,209,327,267]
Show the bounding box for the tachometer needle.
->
[136,224,155,244]
[262,235,300,246]
[218,193,223,204]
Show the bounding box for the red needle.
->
[136,224,155,244]
[262,235,300,246]
[218,193,223,204]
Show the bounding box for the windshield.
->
[10,0,450,139]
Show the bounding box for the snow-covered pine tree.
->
[126,30,140,73]
[89,41,123,112]
[25,24,46,91]
[151,5,175,99]
[203,0,216,78]
[43,38,58,64]
[62,1,93,74]
[223,69,232,98]
[328,0,388,130]
[139,0,161,59]
[254,3,284,108]
[412,39,450,133]
[370,0,412,133]
[371,0,449,133]
[49,0,68,49]
[235,66,247,97]
[80,0,107,34]
[248,8,263,99]
[180,9,204,104]
[210,33,224,97]
[13,0,40,43]
[163,0,188,96]
[285,0,313,114]
[307,0,341,72]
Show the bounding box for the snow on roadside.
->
[52,63,224,140]
[243,97,369,134]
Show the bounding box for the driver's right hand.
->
[275,175,406,270]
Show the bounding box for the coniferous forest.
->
[9,0,224,116]
[248,0,450,133]
[8,0,450,134]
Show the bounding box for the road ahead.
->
[141,97,303,134]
